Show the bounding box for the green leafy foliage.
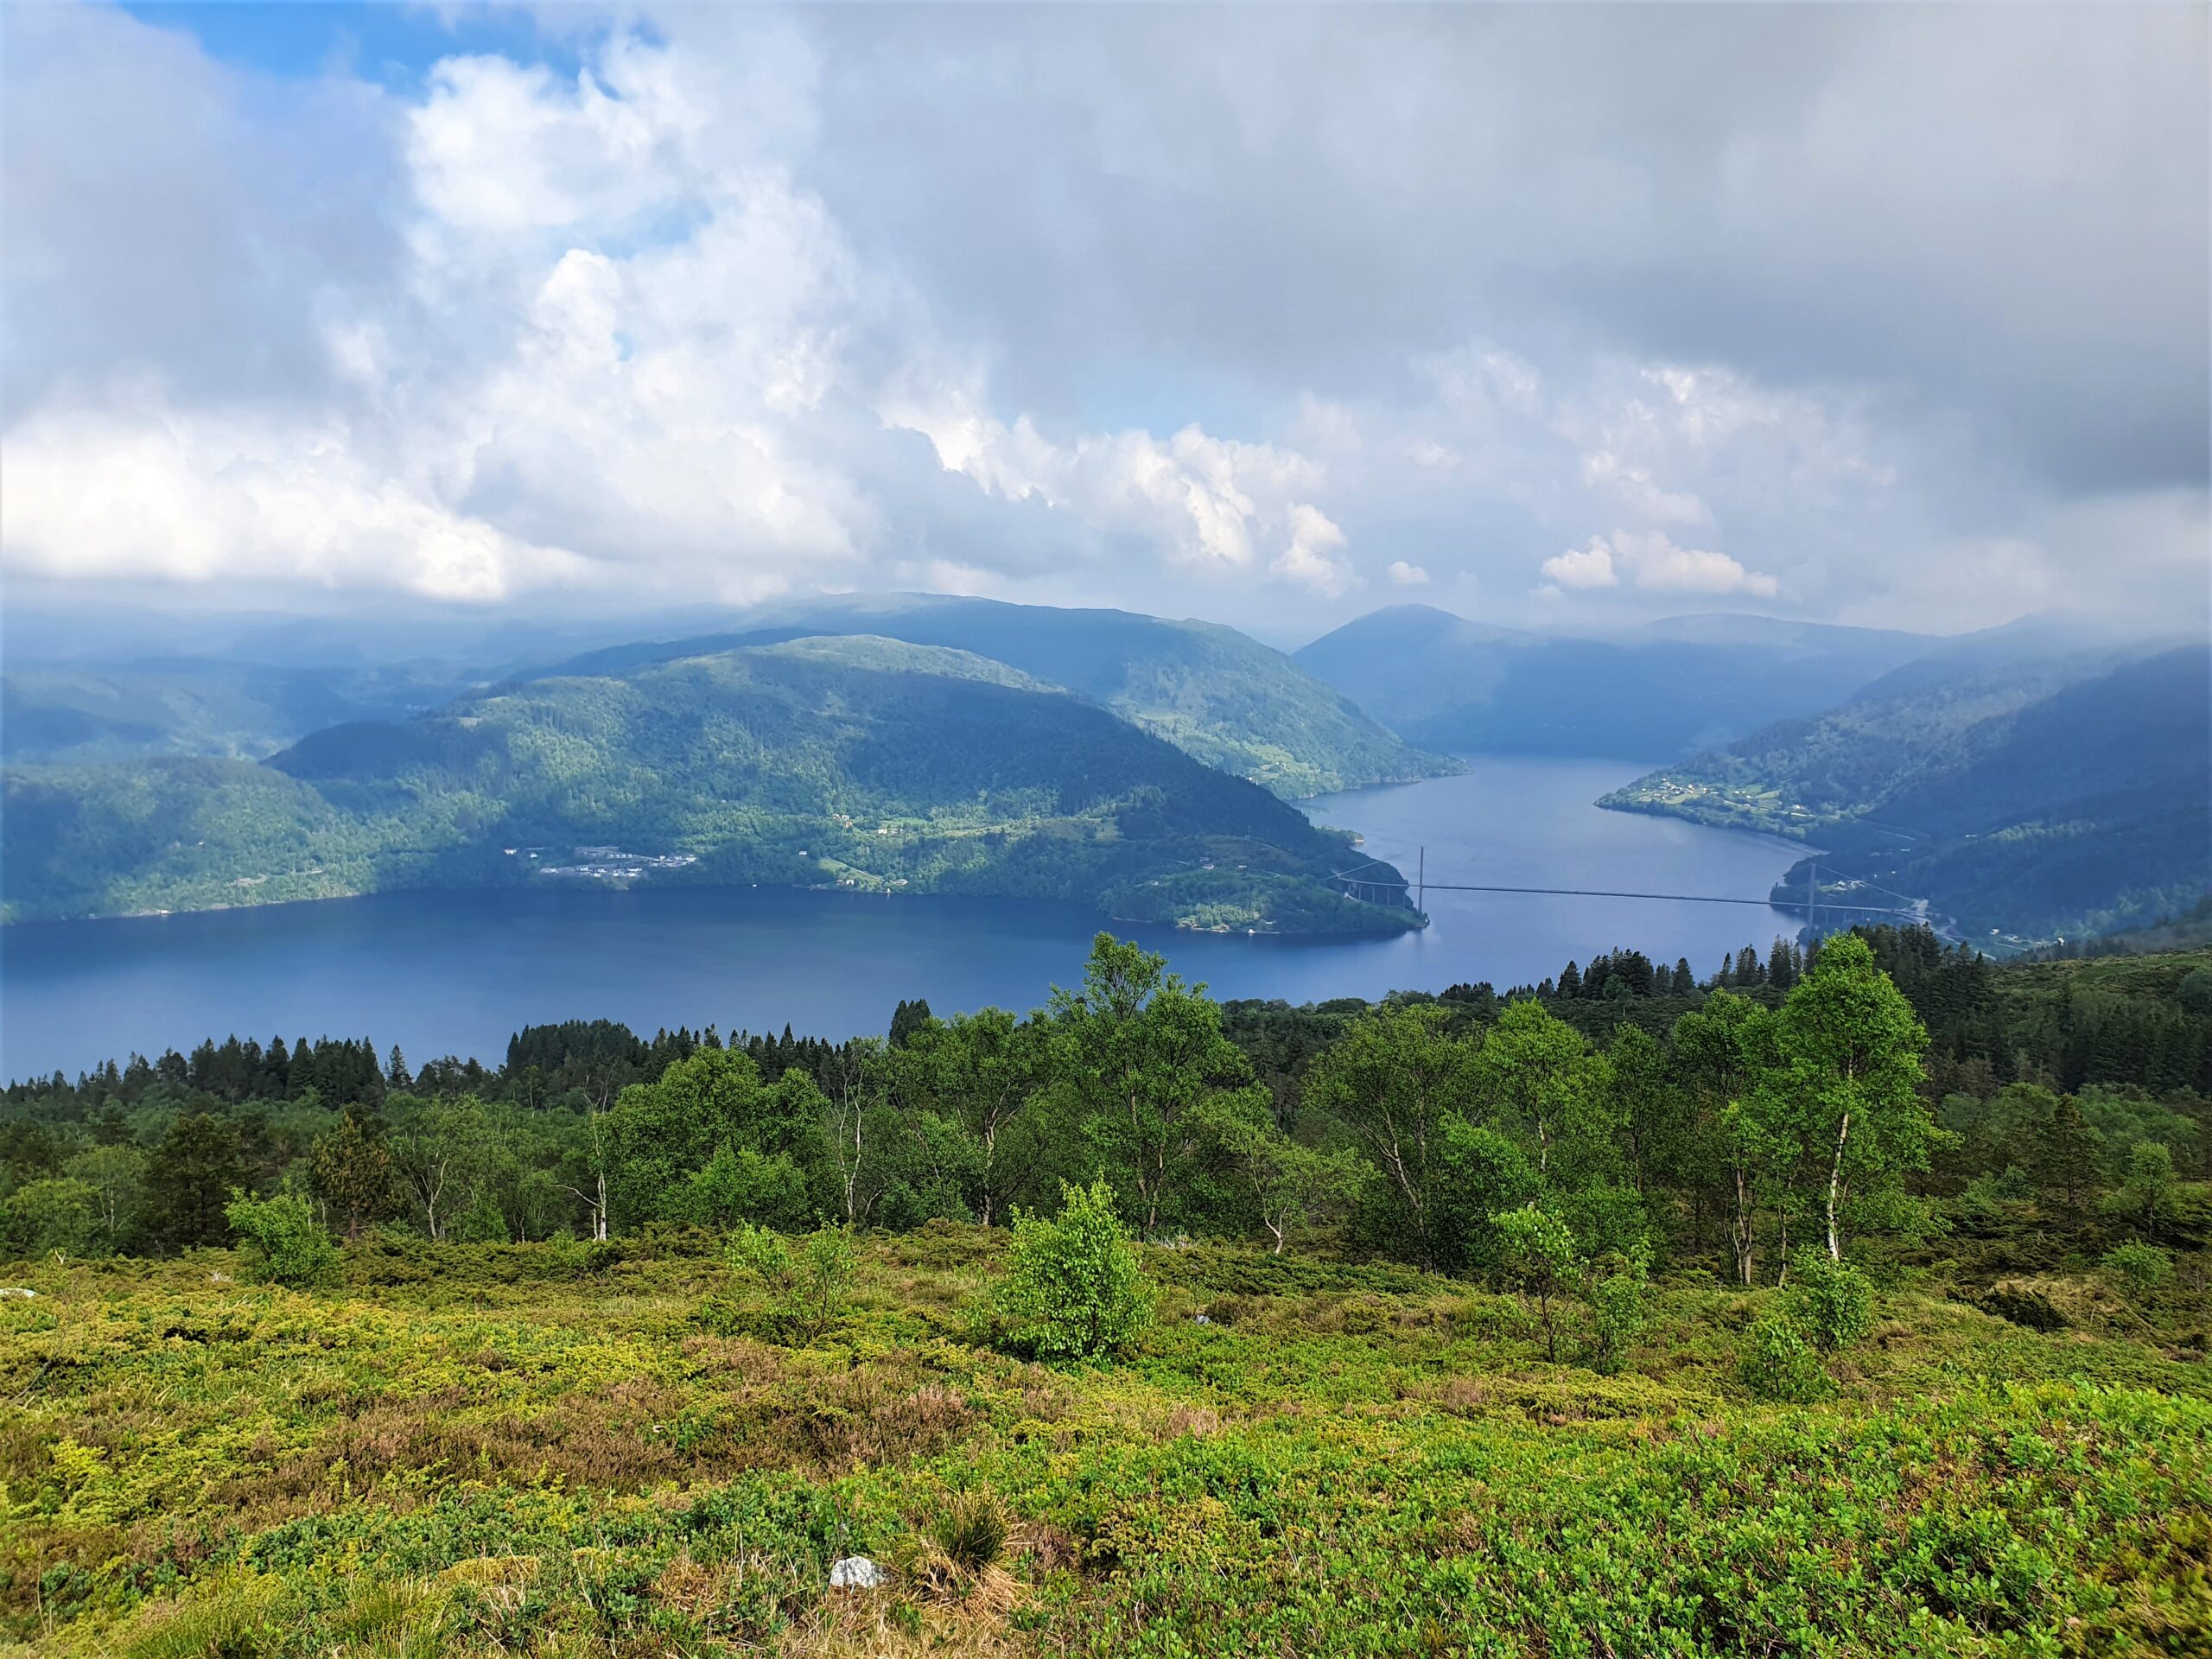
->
[1781,1249,1876,1353]
[9,1230,2206,1657]
[723,1222,856,1344]
[1739,1311,1830,1402]
[2102,1241,2174,1300]
[991,1179,1154,1362]
[1491,1204,1580,1362]
[220,1191,340,1287]
[1586,1249,1651,1375]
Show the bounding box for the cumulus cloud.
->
[1274,504,1353,594]
[0,3,2202,637]
[1540,541,1619,592]
[1542,531,1777,599]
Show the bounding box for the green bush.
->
[2101,1240,2173,1300]
[1585,1252,1650,1376]
[723,1223,855,1344]
[222,1192,340,1288]
[1739,1312,1830,1402]
[1782,1249,1874,1353]
[991,1179,1154,1362]
[1490,1205,1580,1363]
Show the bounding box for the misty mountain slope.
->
[523,594,1459,798]
[0,660,477,766]
[1295,604,1934,759]
[3,636,1417,937]
[1607,646,2209,944]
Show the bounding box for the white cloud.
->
[880,385,1332,578]
[1274,504,1353,594]
[1541,541,1619,591]
[3,399,595,602]
[1541,531,1777,598]
[4,20,1357,612]
[1579,450,1710,527]
[0,5,2201,635]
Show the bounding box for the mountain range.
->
[4,594,2199,947]
[1602,645,2210,945]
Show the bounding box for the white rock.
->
[828,1556,887,1590]
[0,1287,36,1300]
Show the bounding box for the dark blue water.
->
[0,757,1804,1078]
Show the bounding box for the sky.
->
[3,2,2207,643]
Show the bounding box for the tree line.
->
[3,926,2205,1279]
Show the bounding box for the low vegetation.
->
[5,926,2209,1652]
[5,1224,2209,1656]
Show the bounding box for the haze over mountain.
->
[1294,604,1939,760]
[0,659,482,767]
[2,636,1415,936]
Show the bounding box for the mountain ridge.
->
[1601,645,2209,945]
[518,594,1460,799]
[2,636,1421,938]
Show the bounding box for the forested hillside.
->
[1604,645,2211,944]
[1294,605,1933,759]
[529,594,1459,798]
[1,638,1415,936]
[6,928,2209,1655]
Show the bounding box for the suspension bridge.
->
[1332,849,1923,925]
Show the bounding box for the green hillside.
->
[1603,646,2210,944]
[531,594,1459,798]
[1,637,1418,937]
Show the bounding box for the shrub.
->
[1739,1312,1829,1402]
[223,1192,340,1288]
[2102,1241,2173,1300]
[931,1490,1011,1575]
[992,1179,1154,1362]
[1490,1205,1580,1363]
[724,1223,856,1344]
[1584,1251,1650,1376]
[1782,1249,1874,1353]
[2177,964,2212,1017]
